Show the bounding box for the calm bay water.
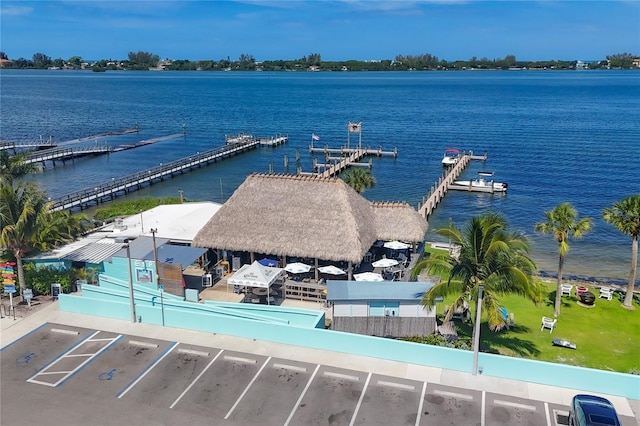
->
[1,69,639,282]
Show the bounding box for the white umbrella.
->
[318,265,346,275]
[383,240,409,250]
[372,258,399,268]
[284,262,312,274]
[354,272,384,282]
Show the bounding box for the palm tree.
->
[0,150,36,187]
[535,203,592,317]
[342,168,375,193]
[602,194,640,309]
[0,182,86,293]
[412,212,539,340]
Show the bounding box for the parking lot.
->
[0,323,627,425]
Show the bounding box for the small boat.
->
[450,172,508,193]
[442,148,460,166]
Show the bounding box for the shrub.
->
[23,263,72,295]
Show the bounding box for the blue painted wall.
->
[58,277,640,400]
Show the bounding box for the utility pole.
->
[151,228,159,285]
[126,243,136,323]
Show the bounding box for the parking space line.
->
[89,338,118,342]
[377,380,415,391]
[545,402,551,426]
[481,391,486,426]
[1,323,49,352]
[51,328,80,335]
[433,389,474,400]
[284,364,320,426]
[223,355,257,364]
[65,354,97,358]
[415,381,427,426]
[27,332,122,387]
[117,341,178,399]
[323,371,360,381]
[170,349,223,409]
[349,372,371,426]
[494,399,537,411]
[224,356,272,420]
[272,363,307,373]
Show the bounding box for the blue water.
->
[1,69,639,282]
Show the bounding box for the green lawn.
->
[438,281,640,374]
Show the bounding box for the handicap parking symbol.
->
[98,368,117,381]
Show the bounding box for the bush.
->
[23,263,72,295]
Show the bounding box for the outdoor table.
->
[252,287,269,296]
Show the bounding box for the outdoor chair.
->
[560,284,573,297]
[599,287,613,301]
[541,316,557,333]
[499,307,515,328]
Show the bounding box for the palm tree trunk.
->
[554,254,564,317]
[623,236,638,308]
[16,254,26,293]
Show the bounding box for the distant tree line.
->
[0,51,637,71]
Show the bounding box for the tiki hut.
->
[191,174,428,278]
[371,202,428,243]
[192,174,378,265]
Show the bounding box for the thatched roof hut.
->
[372,202,428,243]
[192,174,427,264]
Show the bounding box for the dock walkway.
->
[51,139,259,211]
[24,133,185,168]
[418,151,487,218]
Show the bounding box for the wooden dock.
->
[306,141,397,178]
[417,152,487,218]
[50,139,259,212]
[23,133,184,168]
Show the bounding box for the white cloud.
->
[0,5,33,16]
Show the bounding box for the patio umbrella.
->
[383,241,409,250]
[372,258,399,268]
[354,272,384,282]
[258,258,279,267]
[284,262,312,274]
[317,265,346,276]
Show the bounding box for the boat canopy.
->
[478,171,494,176]
[445,148,460,153]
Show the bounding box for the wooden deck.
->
[307,141,397,177]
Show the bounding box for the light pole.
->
[140,210,144,234]
[472,285,484,375]
[151,228,159,283]
[125,243,136,323]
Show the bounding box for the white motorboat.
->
[441,148,460,166]
[450,172,508,193]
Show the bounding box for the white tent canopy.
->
[227,261,283,288]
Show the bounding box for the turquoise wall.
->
[58,278,640,400]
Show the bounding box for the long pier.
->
[51,139,259,211]
[0,128,140,152]
[23,133,184,168]
[418,151,487,218]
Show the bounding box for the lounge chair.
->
[599,287,613,301]
[560,284,573,297]
[541,316,557,333]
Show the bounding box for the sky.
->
[1,0,639,62]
